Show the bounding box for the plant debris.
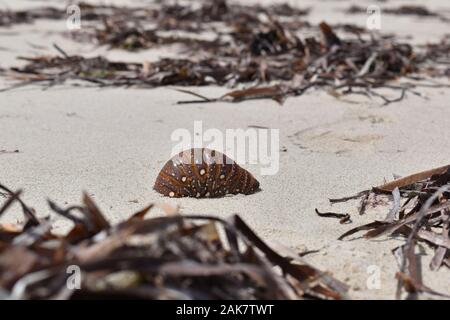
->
[70,0,309,50]
[0,183,347,300]
[314,208,351,224]
[1,1,449,105]
[347,5,441,18]
[327,164,450,299]
[0,4,152,27]
[385,5,440,17]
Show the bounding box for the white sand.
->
[1,0,450,299]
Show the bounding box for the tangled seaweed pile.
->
[1,0,449,105]
[0,183,347,300]
[329,164,450,299]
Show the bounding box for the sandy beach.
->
[1,0,450,299]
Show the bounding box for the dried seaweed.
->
[0,10,32,27]
[327,165,450,298]
[0,183,347,300]
[2,1,449,105]
[347,5,440,17]
[0,3,153,28]
[81,0,309,49]
[315,209,351,224]
[0,6,67,27]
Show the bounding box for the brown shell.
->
[154,148,260,198]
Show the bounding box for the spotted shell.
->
[154,148,260,198]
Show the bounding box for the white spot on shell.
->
[205,192,210,197]
[220,174,225,179]
[200,169,206,175]
[169,192,175,197]
[196,192,201,197]
[181,176,187,182]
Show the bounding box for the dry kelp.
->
[2,1,449,104]
[0,7,62,27]
[328,165,450,299]
[0,183,347,300]
[0,3,154,27]
[2,46,236,90]
[347,5,441,18]
[314,209,351,224]
[0,10,31,27]
[0,1,307,30]
[71,0,309,50]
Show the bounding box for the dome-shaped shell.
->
[154,148,260,198]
